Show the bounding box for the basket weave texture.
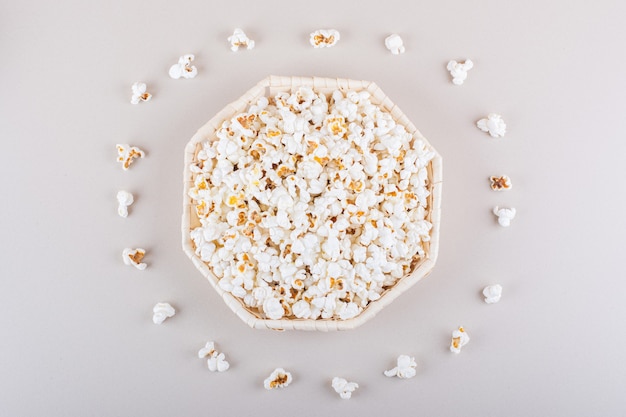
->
[182,76,442,331]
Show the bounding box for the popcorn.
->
[493,206,516,227]
[130,82,152,104]
[152,302,175,324]
[483,284,503,304]
[446,59,474,85]
[310,29,340,48]
[169,54,197,79]
[228,28,255,51]
[116,144,145,170]
[384,34,405,55]
[384,355,417,379]
[489,175,512,191]
[477,113,506,138]
[122,248,147,270]
[116,190,134,217]
[264,368,292,390]
[331,377,359,399]
[198,341,230,372]
[450,326,470,354]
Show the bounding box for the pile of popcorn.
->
[187,86,435,321]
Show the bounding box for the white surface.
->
[1,0,626,415]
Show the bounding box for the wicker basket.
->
[182,76,442,331]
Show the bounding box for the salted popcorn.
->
[489,175,512,191]
[477,113,507,138]
[198,341,230,372]
[446,59,474,85]
[116,190,134,217]
[122,248,147,270]
[310,29,340,48]
[116,144,145,170]
[130,82,152,104]
[450,326,470,353]
[331,377,359,399]
[188,86,436,322]
[384,355,417,379]
[483,284,503,304]
[152,302,175,324]
[384,34,405,54]
[264,368,292,390]
[228,28,255,51]
[493,206,516,227]
[169,54,197,79]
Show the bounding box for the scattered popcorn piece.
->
[264,368,292,390]
[116,190,134,218]
[489,175,512,191]
[331,377,359,399]
[493,206,516,227]
[130,82,152,104]
[384,34,405,54]
[169,54,197,79]
[477,113,506,138]
[228,28,255,51]
[122,248,147,270]
[450,326,470,354]
[116,144,145,170]
[483,284,503,304]
[198,341,230,372]
[446,59,473,85]
[310,29,340,48]
[384,355,417,379]
[152,302,175,324]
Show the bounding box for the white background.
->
[2,0,625,415]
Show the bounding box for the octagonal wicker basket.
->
[182,75,442,331]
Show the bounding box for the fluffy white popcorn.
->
[169,54,197,79]
[152,302,175,324]
[331,377,359,399]
[264,368,292,390]
[228,28,255,51]
[450,326,470,354]
[483,284,503,304]
[477,113,506,138]
[384,355,417,379]
[446,59,474,85]
[493,206,516,227]
[130,82,152,104]
[310,29,340,48]
[116,190,134,218]
[198,341,230,372]
[116,144,145,170]
[122,248,147,270]
[385,34,405,54]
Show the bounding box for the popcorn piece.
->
[331,377,359,399]
[384,355,417,379]
[446,59,473,85]
[228,28,255,51]
[384,34,405,55]
[477,113,506,138]
[152,302,175,324]
[198,341,230,372]
[122,248,147,270]
[310,29,340,48]
[169,54,197,79]
[116,144,145,170]
[489,175,512,191]
[116,190,134,218]
[450,326,470,354]
[483,284,502,304]
[130,81,152,104]
[264,368,292,390]
[493,206,516,227]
